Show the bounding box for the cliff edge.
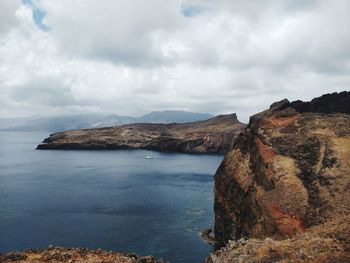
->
[209,91,350,262]
[36,114,245,154]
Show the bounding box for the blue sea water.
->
[0,131,223,263]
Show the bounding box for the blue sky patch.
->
[181,4,203,17]
[22,0,49,31]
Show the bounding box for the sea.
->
[0,131,223,263]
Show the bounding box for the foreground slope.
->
[209,91,350,262]
[37,114,245,154]
[0,246,162,263]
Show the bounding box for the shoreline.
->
[200,228,216,245]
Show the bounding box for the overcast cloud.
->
[0,0,349,122]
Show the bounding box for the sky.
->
[0,0,349,122]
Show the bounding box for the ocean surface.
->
[0,131,223,263]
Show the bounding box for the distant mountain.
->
[137,110,213,123]
[89,115,135,128]
[90,111,213,128]
[0,111,214,132]
[0,114,104,132]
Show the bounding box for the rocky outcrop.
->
[288,91,350,114]
[210,92,350,262]
[0,246,163,263]
[36,114,245,154]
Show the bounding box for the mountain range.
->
[0,110,213,132]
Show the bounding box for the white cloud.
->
[0,0,349,122]
[39,0,184,65]
[0,0,21,34]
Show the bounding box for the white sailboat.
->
[145,153,153,159]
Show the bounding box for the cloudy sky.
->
[0,0,349,122]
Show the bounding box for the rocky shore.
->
[209,91,350,262]
[37,114,245,154]
[200,229,216,245]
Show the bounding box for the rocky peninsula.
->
[36,114,245,154]
[208,91,350,262]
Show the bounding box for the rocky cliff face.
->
[37,114,245,154]
[210,92,350,262]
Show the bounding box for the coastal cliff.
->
[36,114,245,154]
[208,91,350,262]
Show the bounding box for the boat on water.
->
[145,153,153,159]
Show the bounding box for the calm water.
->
[0,131,223,263]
